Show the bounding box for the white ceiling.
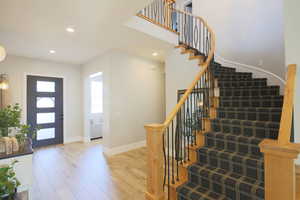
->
[0,0,172,65]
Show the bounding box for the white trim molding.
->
[103,140,146,157]
[64,136,83,144]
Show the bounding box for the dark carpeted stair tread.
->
[214,74,252,80]
[219,96,283,108]
[214,71,252,76]
[216,107,282,122]
[216,77,254,81]
[197,146,264,181]
[219,95,283,101]
[219,86,280,97]
[178,182,227,200]
[213,68,236,73]
[217,79,267,88]
[210,118,279,139]
[205,132,263,156]
[187,163,264,200]
[216,107,282,113]
[212,64,236,72]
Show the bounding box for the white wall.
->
[82,50,165,155]
[176,0,286,79]
[165,48,201,116]
[0,55,83,144]
[283,0,300,162]
[126,16,178,45]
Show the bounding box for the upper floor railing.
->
[137,0,178,34]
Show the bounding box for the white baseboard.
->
[64,136,83,144]
[103,140,146,156]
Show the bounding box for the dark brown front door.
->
[27,75,63,148]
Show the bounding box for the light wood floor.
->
[32,140,147,200]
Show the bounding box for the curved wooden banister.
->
[162,8,216,129]
[140,1,216,200]
[278,64,297,145]
[170,7,214,37]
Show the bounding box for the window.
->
[37,97,55,108]
[37,128,55,140]
[91,81,103,113]
[37,81,55,92]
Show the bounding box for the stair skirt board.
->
[176,63,283,200]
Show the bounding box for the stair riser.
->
[217,80,267,88]
[214,71,251,76]
[197,150,264,182]
[177,184,226,200]
[216,77,254,81]
[214,75,252,80]
[216,110,282,122]
[219,99,283,108]
[212,65,236,72]
[211,121,279,139]
[213,69,236,73]
[205,134,262,157]
[217,87,280,97]
[188,166,264,200]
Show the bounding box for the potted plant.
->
[0,160,20,200]
[0,104,37,153]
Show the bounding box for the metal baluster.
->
[183,101,186,162]
[171,120,175,184]
[176,108,181,181]
[194,82,197,145]
[167,127,170,199]
[163,131,167,189]
[186,97,190,161]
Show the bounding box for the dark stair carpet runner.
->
[177,63,283,200]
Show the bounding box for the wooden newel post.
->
[145,124,165,200]
[260,140,300,200]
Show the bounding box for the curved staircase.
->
[177,62,282,200]
[137,1,299,200]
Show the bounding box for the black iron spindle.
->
[171,120,175,184]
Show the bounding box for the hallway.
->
[32,141,147,200]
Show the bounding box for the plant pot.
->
[0,192,16,200]
[18,138,32,152]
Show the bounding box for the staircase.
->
[137,1,299,200]
[177,63,282,200]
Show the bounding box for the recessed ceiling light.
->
[49,50,56,54]
[66,27,75,33]
[152,52,158,57]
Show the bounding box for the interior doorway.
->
[89,72,104,140]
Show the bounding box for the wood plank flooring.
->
[32,140,147,200]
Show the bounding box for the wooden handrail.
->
[136,13,179,34]
[163,14,215,129]
[141,1,216,199]
[136,0,178,34]
[278,64,297,145]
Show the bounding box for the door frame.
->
[23,73,67,145]
[83,71,106,143]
